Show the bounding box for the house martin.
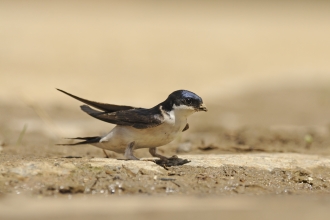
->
[57,89,207,160]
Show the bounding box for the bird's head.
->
[162,90,207,113]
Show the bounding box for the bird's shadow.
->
[153,155,190,170]
[117,155,190,169]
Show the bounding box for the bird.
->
[57,89,207,160]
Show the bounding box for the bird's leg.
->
[124,141,139,160]
[149,147,169,160]
[102,149,110,158]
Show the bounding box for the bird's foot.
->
[149,147,169,160]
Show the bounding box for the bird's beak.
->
[198,103,208,112]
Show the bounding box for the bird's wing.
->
[57,89,135,112]
[81,105,164,129]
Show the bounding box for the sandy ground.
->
[1,0,330,219]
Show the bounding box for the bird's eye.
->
[186,98,192,105]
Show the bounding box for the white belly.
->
[93,118,186,153]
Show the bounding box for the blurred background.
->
[1,0,330,147]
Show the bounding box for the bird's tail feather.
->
[58,136,101,146]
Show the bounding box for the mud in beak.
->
[198,103,208,112]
